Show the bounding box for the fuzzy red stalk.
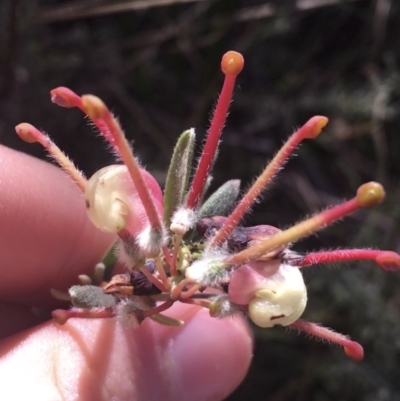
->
[50,87,115,147]
[185,51,244,209]
[51,88,164,236]
[290,319,364,361]
[294,249,400,271]
[15,123,86,191]
[211,116,328,249]
[227,182,385,266]
[84,95,164,233]
[52,307,114,325]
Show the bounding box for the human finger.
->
[0,145,114,305]
[0,303,253,401]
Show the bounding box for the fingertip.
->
[166,305,253,401]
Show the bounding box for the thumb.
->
[0,303,253,401]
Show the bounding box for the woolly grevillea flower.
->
[15,50,400,365]
[85,164,164,235]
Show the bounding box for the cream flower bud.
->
[249,264,307,327]
[229,262,307,327]
[85,164,163,235]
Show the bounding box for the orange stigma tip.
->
[376,251,400,271]
[344,343,364,361]
[306,116,329,139]
[221,51,244,76]
[50,86,83,108]
[15,123,38,143]
[356,182,385,207]
[51,89,71,107]
[81,95,107,120]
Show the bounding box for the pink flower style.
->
[15,51,400,362]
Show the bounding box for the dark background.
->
[1,0,400,400]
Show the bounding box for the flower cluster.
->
[15,51,400,362]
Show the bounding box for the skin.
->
[0,145,253,401]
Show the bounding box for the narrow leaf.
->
[150,313,184,326]
[69,285,117,308]
[198,179,241,219]
[164,129,196,226]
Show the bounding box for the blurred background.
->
[1,0,400,399]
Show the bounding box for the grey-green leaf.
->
[198,179,241,218]
[164,128,196,226]
[69,285,117,308]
